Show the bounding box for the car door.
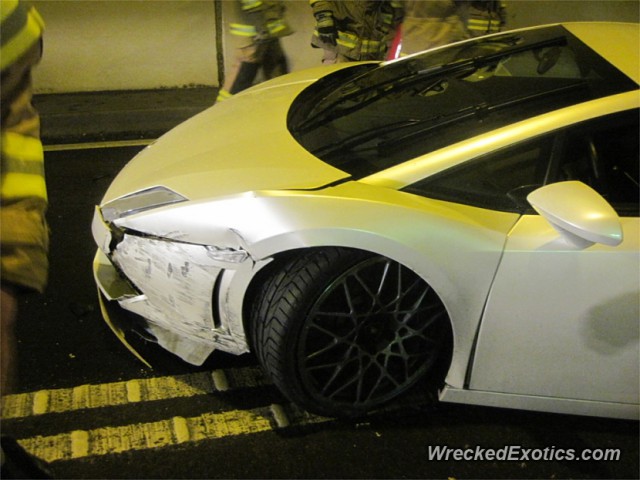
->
[469,110,639,406]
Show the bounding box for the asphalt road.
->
[1,145,638,479]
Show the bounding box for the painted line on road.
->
[1,366,270,420]
[43,139,154,152]
[18,405,330,463]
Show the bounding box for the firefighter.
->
[1,0,49,395]
[397,0,468,56]
[1,2,54,476]
[216,0,293,102]
[456,1,507,38]
[310,0,404,64]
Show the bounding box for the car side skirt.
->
[440,385,639,420]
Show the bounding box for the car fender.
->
[116,183,520,388]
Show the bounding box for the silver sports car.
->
[93,22,639,419]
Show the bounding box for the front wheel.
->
[250,248,451,417]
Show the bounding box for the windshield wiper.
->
[374,81,588,151]
[311,119,432,158]
[313,106,478,158]
[314,80,587,160]
[294,36,568,135]
[295,62,476,135]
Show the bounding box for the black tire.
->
[250,247,451,417]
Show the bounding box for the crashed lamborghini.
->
[92,22,639,419]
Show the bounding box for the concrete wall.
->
[31,0,639,94]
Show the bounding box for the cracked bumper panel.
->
[92,210,251,365]
[93,248,221,365]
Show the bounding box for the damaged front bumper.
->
[92,206,253,366]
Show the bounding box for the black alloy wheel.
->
[251,248,451,417]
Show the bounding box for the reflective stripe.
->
[230,22,257,37]
[241,0,263,10]
[215,89,233,102]
[336,30,358,49]
[361,39,384,54]
[467,18,501,33]
[2,132,43,163]
[1,2,44,71]
[1,172,47,200]
[266,18,287,35]
[314,29,384,54]
[1,132,47,200]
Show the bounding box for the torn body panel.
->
[93,228,254,365]
[111,233,222,339]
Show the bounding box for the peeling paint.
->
[105,233,250,364]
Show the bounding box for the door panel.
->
[470,214,639,404]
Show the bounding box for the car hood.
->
[100,65,359,205]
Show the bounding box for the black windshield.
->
[288,25,637,179]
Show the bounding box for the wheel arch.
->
[239,228,458,378]
[225,196,508,391]
[247,227,457,304]
[241,242,456,416]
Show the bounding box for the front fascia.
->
[92,207,255,364]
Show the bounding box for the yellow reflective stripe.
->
[230,22,257,37]
[361,39,383,53]
[336,38,356,49]
[336,30,358,49]
[1,5,44,70]
[266,19,286,35]
[1,132,47,200]
[240,0,263,10]
[1,172,47,200]
[468,25,501,33]
[2,131,43,162]
[0,0,19,21]
[216,89,233,102]
[332,32,383,53]
[467,19,500,32]
[467,19,489,27]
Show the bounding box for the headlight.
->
[101,186,187,222]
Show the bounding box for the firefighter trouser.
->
[1,40,49,293]
[223,39,289,95]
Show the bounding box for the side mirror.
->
[527,181,623,247]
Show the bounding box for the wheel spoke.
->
[298,255,449,411]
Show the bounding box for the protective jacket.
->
[456,1,507,37]
[310,0,404,61]
[399,0,468,55]
[1,0,46,203]
[230,0,293,45]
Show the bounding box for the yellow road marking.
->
[2,369,332,463]
[18,406,330,463]
[1,367,269,420]
[43,139,153,152]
